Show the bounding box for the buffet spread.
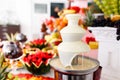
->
[0,0,120,80]
[0,10,99,80]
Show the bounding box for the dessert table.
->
[10,49,100,80]
[10,66,120,80]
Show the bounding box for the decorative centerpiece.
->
[23,51,54,75]
[50,14,100,80]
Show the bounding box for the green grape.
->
[94,0,120,15]
[112,0,117,1]
[93,0,98,3]
[117,0,120,14]
[96,1,101,6]
[101,0,112,15]
[104,12,110,16]
[93,0,96,2]
[105,6,110,10]
[95,0,105,12]
[110,1,118,14]
[102,0,107,5]
[111,4,117,8]
[107,10,112,15]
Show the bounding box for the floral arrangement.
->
[23,51,54,75]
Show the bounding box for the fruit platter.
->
[0,32,56,80]
[6,73,54,80]
[22,51,54,75]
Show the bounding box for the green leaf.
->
[84,9,95,26]
[4,33,11,41]
[0,54,4,68]
[0,65,9,74]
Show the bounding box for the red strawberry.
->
[53,40,61,46]
[85,37,96,44]
[70,6,80,13]
[86,37,90,44]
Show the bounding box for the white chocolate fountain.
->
[50,14,100,80]
[57,14,90,67]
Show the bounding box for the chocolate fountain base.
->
[50,56,100,80]
[54,70,94,80]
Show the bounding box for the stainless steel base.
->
[50,56,100,80]
[54,70,94,80]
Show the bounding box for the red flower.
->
[53,40,62,46]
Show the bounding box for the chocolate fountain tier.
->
[58,41,90,53]
[60,14,86,42]
[57,14,90,67]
